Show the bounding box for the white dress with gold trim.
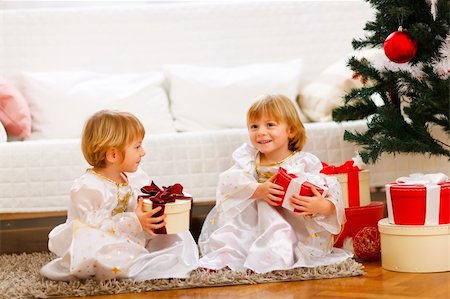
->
[198,143,352,273]
[40,168,199,281]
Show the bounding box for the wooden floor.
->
[61,261,450,299]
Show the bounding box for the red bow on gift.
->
[320,160,362,207]
[140,181,188,203]
[320,160,360,175]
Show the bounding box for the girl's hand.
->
[289,186,335,216]
[251,174,284,206]
[136,198,167,236]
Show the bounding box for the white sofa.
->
[1,1,448,215]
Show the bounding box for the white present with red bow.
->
[139,181,192,234]
[385,173,450,225]
[320,160,371,208]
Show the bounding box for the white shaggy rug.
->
[0,252,364,299]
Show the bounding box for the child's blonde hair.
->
[247,94,306,151]
[81,110,145,168]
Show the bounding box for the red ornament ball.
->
[352,226,381,261]
[383,28,417,63]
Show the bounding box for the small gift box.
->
[320,160,371,208]
[138,181,192,234]
[385,173,450,225]
[274,167,328,212]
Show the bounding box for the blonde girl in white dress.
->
[40,110,198,281]
[198,94,352,273]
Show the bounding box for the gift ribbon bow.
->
[386,173,448,225]
[395,172,448,185]
[320,160,361,207]
[320,160,360,175]
[140,181,192,234]
[140,181,190,204]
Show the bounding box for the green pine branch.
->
[332,0,450,164]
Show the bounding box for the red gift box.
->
[274,167,328,212]
[320,160,370,207]
[334,201,385,248]
[385,174,450,225]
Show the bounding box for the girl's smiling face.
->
[248,113,293,163]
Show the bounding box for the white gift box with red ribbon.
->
[385,173,450,225]
[320,160,371,208]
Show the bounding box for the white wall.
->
[0,0,171,10]
[0,0,369,10]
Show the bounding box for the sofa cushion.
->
[164,59,305,132]
[0,79,32,139]
[298,49,382,122]
[21,72,176,139]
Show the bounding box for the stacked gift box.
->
[378,173,450,273]
[274,159,385,260]
[320,160,385,252]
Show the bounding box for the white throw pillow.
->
[20,72,176,139]
[164,59,304,131]
[298,48,382,122]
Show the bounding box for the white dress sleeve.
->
[125,166,151,211]
[310,174,344,234]
[68,176,143,239]
[216,143,259,218]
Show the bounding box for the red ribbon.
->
[140,181,189,204]
[273,168,297,206]
[320,160,360,175]
[320,161,361,207]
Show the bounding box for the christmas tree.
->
[332,0,450,164]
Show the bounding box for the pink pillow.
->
[0,79,31,139]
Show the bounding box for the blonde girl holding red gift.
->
[41,110,198,281]
[198,94,351,273]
